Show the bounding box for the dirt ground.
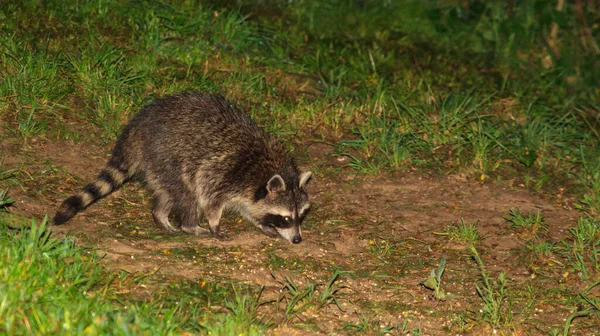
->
[3,135,598,335]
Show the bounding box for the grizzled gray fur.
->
[54,92,312,244]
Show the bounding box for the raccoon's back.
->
[133,93,258,144]
[127,93,294,189]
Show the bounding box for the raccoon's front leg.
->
[206,206,224,237]
[258,225,280,238]
[200,203,229,239]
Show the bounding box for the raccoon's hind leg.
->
[151,191,179,233]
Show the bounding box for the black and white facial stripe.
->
[261,205,311,228]
[261,203,310,224]
[259,203,310,244]
[262,214,294,228]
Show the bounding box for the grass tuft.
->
[0,190,14,210]
[560,216,600,278]
[0,217,268,334]
[439,219,482,245]
[505,208,547,239]
[275,270,346,323]
[470,246,514,332]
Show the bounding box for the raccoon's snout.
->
[259,224,302,243]
[274,227,302,244]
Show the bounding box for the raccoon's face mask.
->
[256,171,312,244]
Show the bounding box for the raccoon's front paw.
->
[208,226,232,240]
[259,225,280,238]
[214,232,233,241]
[182,226,212,237]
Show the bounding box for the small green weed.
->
[317,269,346,311]
[560,216,600,278]
[574,149,600,215]
[344,314,398,335]
[552,280,600,336]
[0,168,20,192]
[447,312,477,334]
[0,190,14,210]
[277,276,317,322]
[399,318,424,336]
[222,286,273,331]
[470,246,514,332]
[344,314,422,335]
[439,219,482,245]
[420,256,450,300]
[505,208,547,238]
[0,162,18,181]
[276,270,345,323]
[368,238,394,260]
[467,118,504,176]
[15,108,47,141]
[200,313,267,335]
[578,192,600,217]
[526,240,555,257]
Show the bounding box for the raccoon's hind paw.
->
[181,225,212,237]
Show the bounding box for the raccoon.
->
[54,92,312,244]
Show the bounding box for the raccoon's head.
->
[252,171,312,244]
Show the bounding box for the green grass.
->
[505,208,547,239]
[0,218,270,335]
[274,270,346,324]
[1,1,598,191]
[439,219,483,245]
[527,239,556,257]
[0,216,353,334]
[344,314,422,335]
[560,216,600,278]
[552,280,600,336]
[470,246,514,332]
[368,238,396,259]
[344,314,398,335]
[0,189,14,209]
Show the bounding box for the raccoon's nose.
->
[292,235,302,244]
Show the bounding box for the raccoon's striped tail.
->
[54,165,129,225]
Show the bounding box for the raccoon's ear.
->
[267,174,286,194]
[299,171,312,189]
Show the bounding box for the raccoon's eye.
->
[283,216,292,223]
